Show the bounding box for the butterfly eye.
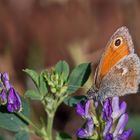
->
[113,37,123,48]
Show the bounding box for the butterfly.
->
[88,26,140,102]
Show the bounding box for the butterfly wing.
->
[94,26,134,89]
[97,53,140,101]
[91,26,140,101]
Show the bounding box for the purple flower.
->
[113,114,132,139]
[105,133,113,140]
[76,118,94,138]
[117,129,133,140]
[0,72,22,112]
[1,73,11,90]
[76,100,95,138]
[76,100,90,118]
[7,88,22,112]
[76,96,132,140]
[103,97,132,140]
[102,98,112,121]
[103,118,113,137]
[0,89,7,105]
[111,96,127,120]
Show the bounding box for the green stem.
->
[96,109,103,140]
[44,98,63,140]
[42,95,65,140]
[46,112,55,140]
[91,103,102,140]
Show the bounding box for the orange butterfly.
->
[88,26,140,101]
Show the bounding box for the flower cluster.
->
[76,96,132,140]
[102,97,132,140]
[44,70,67,95]
[76,100,94,138]
[0,73,22,112]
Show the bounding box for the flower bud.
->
[51,87,57,93]
[7,88,22,112]
[60,85,68,94]
[1,73,11,90]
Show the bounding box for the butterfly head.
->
[87,87,98,101]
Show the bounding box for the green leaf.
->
[64,96,86,107]
[55,61,69,81]
[56,132,72,140]
[23,69,39,87]
[25,90,42,100]
[0,98,30,132]
[38,73,48,96]
[15,131,29,140]
[21,97,30,117]
[0,111,24,132]
[0,135,5,140]
[67,63,91,94]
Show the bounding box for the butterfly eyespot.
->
[113,37,123,48]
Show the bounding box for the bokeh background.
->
[0,0,140,139]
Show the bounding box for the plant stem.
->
[96,108,103,140]
[42,96,65,140]
[46,112,55,140]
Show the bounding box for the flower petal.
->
[7,88,22,112]
[113,113,128,137]
[76,103,85,116]
[111,96,119,119]
[85,100,90,117]
[1,73,11,90]
[111,96,127,120]
[76,128,89,138]
[105,133,113,140]
[76,100,90,118]
[118,128,133,140]
[76,118,94,138]
[85,118,94,136]
[119,101,127,115]
[102,98,112,121]
[103,118,113,137]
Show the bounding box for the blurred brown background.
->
[0,0,140,139]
